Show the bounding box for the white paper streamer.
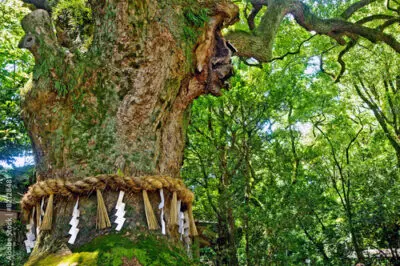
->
[68,198,80,244]
[24,208,36,253]
[177,200,184,239]
[178,211,185,240]
[158,189,166,235]
[114,191,126,231]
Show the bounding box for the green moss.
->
[181,7,209,72]
[29,233,195,266]
[31,252,98,266]
[183,8,208,28]
[158,1,210,72]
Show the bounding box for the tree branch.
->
[341,0,377,20]
[191,146,220,217]
[226,0,400,63]
[313,122,346,196]
[354,80,400,164]
[288,104,300,183]
[384,80,399,136]
[320,45,338,79]
[335,39,357,83]
[356,14,394,25]
[290,1,400,53]
[359,79,391,124]
[376,18,400,31]
[298,219,331,263]
[226,1,290,62]
[267,35,315,63]
[247,2,263,31]
[386,0,400,13]
[345,125,364,165]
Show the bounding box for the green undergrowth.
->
[29,233,195,266]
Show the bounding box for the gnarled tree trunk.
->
[19,0,238,262]
[19,0,400,263]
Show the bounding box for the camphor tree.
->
[16,0,400,264]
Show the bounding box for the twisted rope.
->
[21,175,195,214]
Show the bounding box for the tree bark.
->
[19,0,238,261]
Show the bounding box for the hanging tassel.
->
[177,200,182,220]
[35,202,41,235]
[183,211,190,239]
[96,189,111,229]
[38,198,44,234]
[187,203,198,236]
[169,191,178,226]
[41,194,54,231]
[142,190,159,230]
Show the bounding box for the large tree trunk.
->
[19,0,238,262]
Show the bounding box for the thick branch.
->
[341,0,377,20]
[226,1,290,62]
[290,2,400,53]
[225,31,271,62]
[226,0,400,63]
[376,18,400,31]
[356,14,394,24]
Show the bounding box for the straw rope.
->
[21,175,195,216]
[187,203,198,236]
[169,191,178,226]
[142,190,160,230]
[96,189,111,229]
[41,194,54,230]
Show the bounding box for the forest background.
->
[1,0,400,265]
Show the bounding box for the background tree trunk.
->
[19,0,238,261]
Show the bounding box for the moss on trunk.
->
[27,232,195,265]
